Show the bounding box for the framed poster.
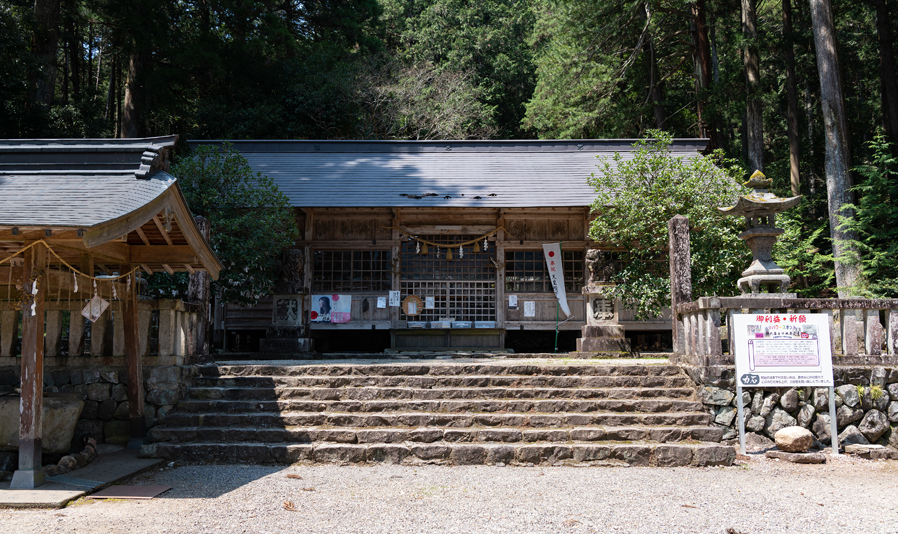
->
[523,301,536,317]
[389,291,401,307]
[311,294,351,323]
[732,313,833,387]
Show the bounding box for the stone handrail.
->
[0,299,201,366]
[672,296,898,366]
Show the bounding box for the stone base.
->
[738,274,791,296]
[9,468,45,489]
[576,324,631,353]
[765,450,826,464]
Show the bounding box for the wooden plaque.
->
[403,295,424,316]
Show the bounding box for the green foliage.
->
[587,130,750,319]
[147,144,299,306]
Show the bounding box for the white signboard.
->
[425,296,435,309]
[508,295,518,309]
[388,291,401,307]
[542,243,571,317]
[377,297,386,309]
[732,313,833,387]
[523,301,536,317]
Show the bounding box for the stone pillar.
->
[1,310,20,357]
[112,303,126,356]
[68,310,86,357]
[888,309,898,355]
[668,215,692,354]
[158,303,177,358]
[187,216,211,357]
[865,309,882,356]
[842,311,858,356]
[122,270,145,449]
[44,311,64,357]
[91,311,113,357]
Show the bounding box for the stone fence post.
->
[669,215,692,356]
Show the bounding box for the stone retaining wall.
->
[683,364,898,450]
[0,365,197,448]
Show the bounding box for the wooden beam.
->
[53,241,130,264]
[152,216,174,246]
[141,264,154,275]
[122,268,146,449]
[135,227,151,246]
[130,245,197,264]
[10,243,46,489]
[162,264,175,275]
[184,264,196,274]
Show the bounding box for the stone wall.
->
[0,365,197,448]
[686,364,898,450]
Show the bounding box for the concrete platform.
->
[0,444,163,508]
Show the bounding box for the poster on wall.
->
[732,313,833,387]
[377,297,386,309]
[524,301,536,317]
[311,294,352,323]
[389,291,401,307]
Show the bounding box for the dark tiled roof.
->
[0,136,177,227]
[191,139,709,208]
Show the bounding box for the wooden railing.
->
[673,296,898,365]
[0,299,201,366]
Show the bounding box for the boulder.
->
[714,406,737,426]
[86,382,110,402]
[82,370,100,385]
[80,400,99,420]
[0,395,84,453]
[764,408,797,437]
[871,367,887,388]
[797,404,816,428]
[890,426,898,450]
[746,416,765,433]
[860,388,873,411]
[744,432,775,452]
[858,410,889,443]
[812,388,829,411]
[765,450,826,464]
[100,370,118,384]
[835,384,860,408]
[775,426,814,452]
[812,413,832,444]
[114,401,130,420]
[889,402,898,424]
[888,383,898,400]
[836,405,864,428]
[780,389,799,412]
[873,389,890,412]
[760,393,780,417]
[147,388,180,406]
[838,425,870,447]
[699,386,735,406]
[111,384,128,402]
[751,391,764,414]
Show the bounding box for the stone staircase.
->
[144,361,736,467]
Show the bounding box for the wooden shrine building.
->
[0,136,221,488]
[199,139,708,354]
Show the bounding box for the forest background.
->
[1,0,896,299]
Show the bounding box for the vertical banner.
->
[542,243,571,317]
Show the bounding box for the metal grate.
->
[505,250,584,292]
[401,235,495,280]
[400,281,496,322]
[312,250,392,292]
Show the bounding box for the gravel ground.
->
[3,453,897,534]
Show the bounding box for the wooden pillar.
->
[188,216,211,357]
[11,243,47,489]
[668,215,692,354]
[122,269,146,449]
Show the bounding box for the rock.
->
[860,387,873,411]
[797,404,816,428]
[146,366,181,391]
[838,425,870,447]
[72,419,104,445]
[144,403,156,428]
[780,389,799,412]
[86,383,110,402]
[873,389,890,412]
[100,370,118,384]
[890,426,898,450]
[765,450,826,464]
[775,426,814,452]
[836,405,864,428]
[845,444,898,460]
[699,386,734,406]
[82,370,101,385]
[51,371,70,387]
[69,371,83,386]
[58,455,77,471]
[738,390,751,408]
[813,388,829,411]
[114,401,130,420]
[858,410,889,442]
[872,367,887,388]
[797,388,810,402]
[0,395,84,453]
[744,432,775,452]
[889,402,898,423]
[156,405,174,421]
[746,415,765,433]
[81,400,99,420]
[73,384,88,401]
[760,393,780,417]
[888,383,898,400]
[714,406,737,426]
[146,388,180,406]
[835,384,860,408]
[98,398,117,421]
[751,391,764,414]
[104,420,131,445]
[812,413,832,444]
[764,408,797,437]
[111,384,128,402]
[721,426,738,440]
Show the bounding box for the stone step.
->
[191,374,695,389]
[149,425,724,445]
[173,398,706,415]
[203,364,684,378]
[160,410,713,429]
[144,440,736,467]
[187,386,696,402]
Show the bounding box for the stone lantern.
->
[717,170,801,296]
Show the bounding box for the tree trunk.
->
[742,0,764,173]
[874,0,898,150]
[783,0,801,195]
[643,5,665,129]
[32,0,61,106]
[105,55,116,121]
[122,51,152,137]
[691,0,718,149]
[808,0,861,296]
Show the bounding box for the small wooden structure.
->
[198,139,707,352]
[0,136,221,488]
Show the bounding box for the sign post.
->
[731,312,838,455]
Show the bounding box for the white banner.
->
[542,243,571,317]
